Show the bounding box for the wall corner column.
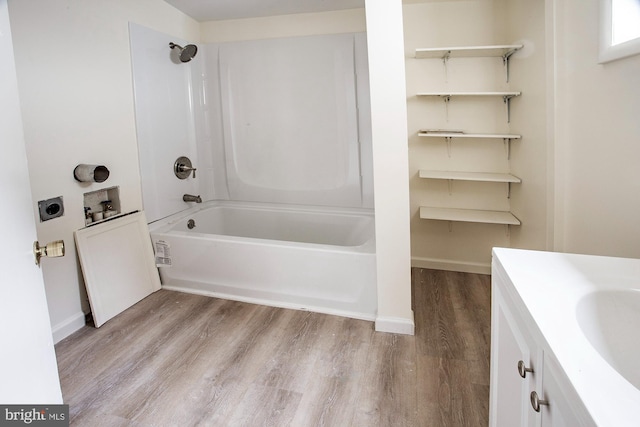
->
[365,0,414,335]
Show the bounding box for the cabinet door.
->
[538,353,592,427]
[490,284,540,427]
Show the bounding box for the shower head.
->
[169,42,198,63]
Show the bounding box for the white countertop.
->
[492,248,640,427]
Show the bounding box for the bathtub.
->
[148,201,377,320]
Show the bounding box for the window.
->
[599,0,640,63]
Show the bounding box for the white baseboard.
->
[375,313,415,335]
[52,311,86,344]
[411,256,491,275]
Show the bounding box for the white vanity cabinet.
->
[490,251,595,427]
[490,277,539,427]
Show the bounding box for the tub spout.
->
[183,194,202,203]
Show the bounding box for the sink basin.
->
[576,289,640,390]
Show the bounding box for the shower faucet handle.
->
[178,164,196,178]
[174,156,196,179]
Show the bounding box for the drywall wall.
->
[200,8,366,43]
[8,0,200,342]
[502,0,550,252]
[366,0,414,334]
[553,0,640,258]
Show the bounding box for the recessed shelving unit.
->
[414,42,524,229]
[419,206,521,226]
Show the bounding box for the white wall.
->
[366,0,414,334]
[200,9,366,42]
[8,0,200,342]
[503,0,550,253]
[553,0,640,258]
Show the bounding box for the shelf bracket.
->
[503,95,515,123]
[502,47,520,82]
[445,136,453,158]
[448,221,454,233]
[504,138,511,160]
[505,224,511,237]
[442,51,451,83]
[507,182,512,199]
[447,179,453,195]
[442,95,451,121]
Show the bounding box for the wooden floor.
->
[55,269,491,426]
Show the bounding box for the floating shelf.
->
[419,170,521,183]
[420,206,521,225]
[418,131,521,139]
[414,44,523,59]
[418,131,521,159]
[419,170,521,198]
[417,91,521,98]
[417,92,521,123]
[414,44,523,82]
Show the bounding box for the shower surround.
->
[130,24,377,319]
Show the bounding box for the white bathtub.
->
[148,201,377,320]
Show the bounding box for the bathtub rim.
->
[148,199,376,252]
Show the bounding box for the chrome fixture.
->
[187,219,196,229]
[517,360,534,378]
[169,42,198,63]
[530,391,549,412]
[174,156,197,179]
[183,194,202,203]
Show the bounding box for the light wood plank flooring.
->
[55,268,491,426]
